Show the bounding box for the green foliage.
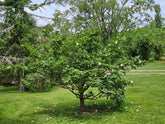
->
[124,27,165,60]
[0,65,19,86]
[0,0,40,90]
[154,4,162,28]
[50,30,142,111]
[52,10,73,36]
[20,41,56,92]
[54,0,154,42]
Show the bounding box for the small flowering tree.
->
[51,30,142,112]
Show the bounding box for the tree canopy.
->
[50,30,142,111]
[53,0,155,43]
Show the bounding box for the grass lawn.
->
[0,61,165,124]
[136,61,165,70]
[128,61,165,74]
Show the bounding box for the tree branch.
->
[0,25,14,36]
[84,92,102,100]
[0,56,23,65]
[28,13,54,20]
[62,85,79,97]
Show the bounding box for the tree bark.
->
[79,92,85,112]
[19,72,25,91]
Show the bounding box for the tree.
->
[52,10,73,36]
[154,4,162,28]
[124,27,164,60]
[53,0,155,43]
[50,30,142,112]
[0,0,61,90]
[20,39,56,92]
[0,0,36,91]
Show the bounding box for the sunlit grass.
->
[0,61,165,124]
[136,61,165,70]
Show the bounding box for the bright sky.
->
[156,0,165,17]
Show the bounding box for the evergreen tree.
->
[154,4,162,28]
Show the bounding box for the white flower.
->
[139,60,142,64]
[115,41,118,44]
[136,109,139,112]
[131,101,133,104]
[118,47,120,49]
[124,87,127,90]
[125,106,128,109]
[7,66,10,69]
[113,116,116,119]
[36,107,40,109]
[139,105,141,108]
[46,118,49,120]
[76,43,79,45]
[120,64,123,67]
[105,54,108,56]
[49,117,52,119]
[106,72,111,75]
[98,62,102,66]
[108,44,111,46]
[131,80,133,84]
[32,120,34,123]
[95,109,98,112]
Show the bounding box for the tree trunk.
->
[80,93,85,112]
[19,72,25,91]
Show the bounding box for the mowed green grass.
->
[0,62,165,124]
[137,61,165,70]
[128,61,165,74]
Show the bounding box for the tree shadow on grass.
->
[0,86,18,93]
[0,86,132,123]
[0,117,31,124]
[0,86,59,94]
[0,113,32,124]
[24,99,127,122]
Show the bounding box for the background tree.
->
[0,0,36,90]
[52,10,73,36]
[154,4,162,28]
[123,27,165,60]
[0,0,58,90]
[53,0,155,43]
